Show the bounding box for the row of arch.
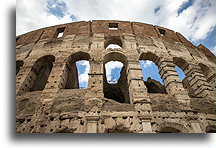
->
[106,121,216,133]
[16,51,213,102]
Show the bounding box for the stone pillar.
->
[190,121,203,133]
[127,60,150,104]
[86,114,99,133]
[138,112,152,133]
[85,60,104,99]
[43,62,67,92]
[16,66,33,95]
[183,63,214,99]
[158,58,191,111]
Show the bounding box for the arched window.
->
[103,52,129,103]
[139,52,166,94]
[105,61,123,84]
[76,60,90,89]
[16,60,24,75]
[18,55,55,95]
[31,55,55,91]
[157,122,189,133]
[62,52,91,89]
[104,36,123,49]
[206,125,216,133]
[173,57,193,96]
[160,127,181,133]
[198,63,215,89]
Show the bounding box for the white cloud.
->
[16,0,216,45]
[16,0,72,35]
[76,60,90,84]
[106,44,122,49]
[140,60,153,68]
[105,61,123,82]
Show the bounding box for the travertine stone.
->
[16,20,215,133]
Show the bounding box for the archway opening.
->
[199,63,215,90]
[103,52,129,103]
[206,125,216,133]
[173,57,192,96]
[16,60,24,75]
[105,61,123,84]
[139,52,166,94]
[76,60,90,89]
[160,127,181,133]
[140,60,166,94]
[31,55,55,91]
[175,66,186,81]
[18,55,55,95]
[63,52,91,89]
[104,36,123,49]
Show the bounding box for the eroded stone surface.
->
[16,20,216,133]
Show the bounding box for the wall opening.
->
[16,60,24,75]
[158,28,166,36]
[76,60,90,89]
[103,52,130,103]
[18,55,55,95]
[54,27,65,38]
[16,36,20,43]
[105,61,123,84]
[62,52,91,89]
[173,57,192,96]
[139,53,167,94]
[160,127,181,133]
[109,23,118,30]
[106,44,122,49]
[206,125,216,133]
[104,36,123,49]
[198,63,215,89]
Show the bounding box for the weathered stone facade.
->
[16,20,216,133]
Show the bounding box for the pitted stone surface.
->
[16,20,215,133]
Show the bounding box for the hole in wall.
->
[105,61,123,84]
[140,60,166,94]
[76,60,90,89]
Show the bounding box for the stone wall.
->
[16,20,216,133]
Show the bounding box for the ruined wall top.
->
[16,20,214,60]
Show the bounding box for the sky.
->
[16,0,216,88]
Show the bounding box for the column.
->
[190,121,203,133]
[16,66,32,95]
[158,58,191,111]
[43,62,67,92]
[86,113,99,133]
[85,60,104,99]
[138,112,153,133]
[127,60,150,104]
[183,63,214,99]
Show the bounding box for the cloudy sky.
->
[16,0,216,88]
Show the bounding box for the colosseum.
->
[16,20,215,133]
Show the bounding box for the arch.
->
[16,60,24,75]
[104,36,124,49]
[198,63,213,81]
[139,52,166,94]
[62,52,91,89]
[206,125,216,133]
[19,55,55,94]
[103,52,130,103]
[157,122,190,133]
[31,55,55,91]
[106,124,133,133]
[139,52,160,66]
[173,57,188,70]
[173,57,193,96]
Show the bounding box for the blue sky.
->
[16,0,216,88]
